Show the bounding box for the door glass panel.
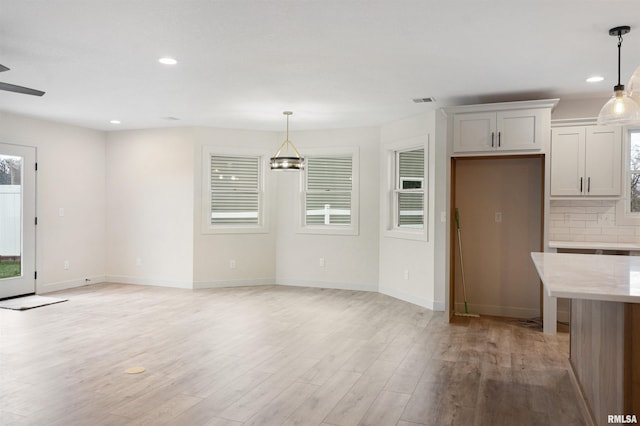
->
[0,154,22,279]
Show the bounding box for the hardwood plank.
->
[358,390,411,426]
[323,359,399,426]
[243,381,318,426]
[282,370,362,426]
[0,283,587,425]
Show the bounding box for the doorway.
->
[450,155,544,318]
[0,143,36,299]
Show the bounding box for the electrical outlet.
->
[404,269,409,280]
[440,211,446,223]
[63,260,69,270]
[319,257,325,267]
[495,212,502,223]
[229,260,236,269]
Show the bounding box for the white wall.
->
[551,97,609,121]
[192,127,278,288]
[275,127,380,291]
[0,111,106,292]
[105,128,194,288]
[379,111,443,309]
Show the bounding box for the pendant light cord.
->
[617,32,623,88]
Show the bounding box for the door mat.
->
[0,295,68,311]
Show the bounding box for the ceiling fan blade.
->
[0,64,9,72]
[0,82,45,96]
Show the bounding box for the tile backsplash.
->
[549,200,640,243]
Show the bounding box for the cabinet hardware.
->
[580,177,583,193]
[588,177,591,193]
[491,132,495,147]
[498,132,501,147]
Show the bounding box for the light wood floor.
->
[0,283,585,425]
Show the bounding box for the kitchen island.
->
[531,252,639,426]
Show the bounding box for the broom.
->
[454,208,479,318]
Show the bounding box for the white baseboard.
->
[194,278,275,289]
[105,275,193,289]
[276,279,377,293]
[379,285,442,311]
[38,275,106,294]
[453,302,539,319]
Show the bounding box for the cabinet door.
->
[584,126,622,196]
[497,109,543,151]
[550,127,585,196]
[452,112,496,152]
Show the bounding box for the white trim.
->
[452,302,543,320]
[105,275,193,289]
[296,146,360,236]
[38,275,107,294]
[382,135,429,241]
[379,285,442,310]
[443,98,559,115]
[276,278,377,292]
[551,117,598,127]
[193,278,274,289]
[201,146,270,234]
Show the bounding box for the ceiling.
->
[1,0,640,131]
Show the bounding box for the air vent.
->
[412,97,435,103]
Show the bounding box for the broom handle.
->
[457,228,468,305]
[455,209,469,307]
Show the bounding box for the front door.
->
[0,143,36,299]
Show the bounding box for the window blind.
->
[210,155,260,225]
[397,148,424,227]
[305,155,352,225]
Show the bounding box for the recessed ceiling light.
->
[110,120,121,124]
[158,57,177,65]
[586,76,604,83]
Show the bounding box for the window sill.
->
[383,228,428,241]
[201,224,269,235]
[297,225,358,236]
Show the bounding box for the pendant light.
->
[270,111,304,170]
[628,65,640,105]
[597,26,640,125]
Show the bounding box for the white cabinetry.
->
[453,108,545,153]
[550,125,622,197]
[446,100,558,155]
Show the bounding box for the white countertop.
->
[531,252,640,303]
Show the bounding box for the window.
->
[396,148,425,229]
[384,136,428,240]
[299,148,359,235]
[629,129,640,212]
[203,149,267,233]
[616,128,640,226]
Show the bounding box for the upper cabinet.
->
[550,125,622,197]
[445,100,558,155]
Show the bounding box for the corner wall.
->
[275,127,380,291]
[192,127,278,288]
[105,128,194,287]
[379,111,443,310]
[0,112,106,292]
